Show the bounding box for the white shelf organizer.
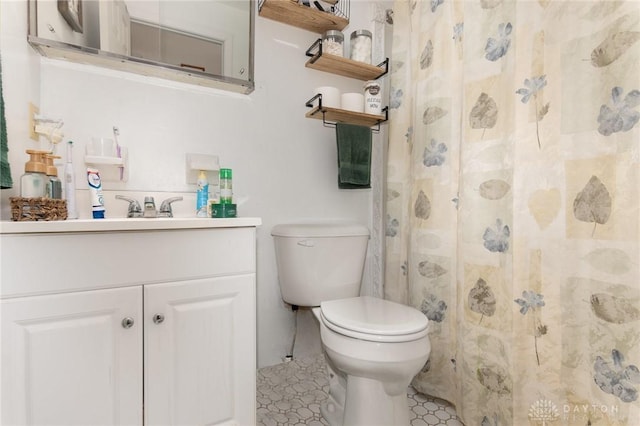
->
[84,146,129,182]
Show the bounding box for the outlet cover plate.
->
[185,153,219,185]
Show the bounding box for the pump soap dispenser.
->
[44,154,62,199]
[20,150,48,198]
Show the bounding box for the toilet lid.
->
[320,296,429,343]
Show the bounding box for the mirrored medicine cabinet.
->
[28,0,255,94]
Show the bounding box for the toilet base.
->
[321,373,410,426]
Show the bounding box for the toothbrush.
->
[113,126,123,180]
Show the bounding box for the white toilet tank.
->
[271,222,370,307]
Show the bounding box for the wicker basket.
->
[10,197,68,221]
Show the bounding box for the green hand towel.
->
[0,55,13,189]
[336,123,371,189]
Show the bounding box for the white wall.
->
[0,0,388,367]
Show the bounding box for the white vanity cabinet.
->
[0,218,260,426]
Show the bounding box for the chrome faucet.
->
[116,195,183,218]
[143,197,157,218]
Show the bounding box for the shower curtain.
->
[385,1,640,425]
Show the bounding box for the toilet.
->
[271,222,431,426]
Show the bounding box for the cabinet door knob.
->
[153,314,165,324]
[121,317,135,329]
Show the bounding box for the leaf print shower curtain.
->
[385,1,640,425]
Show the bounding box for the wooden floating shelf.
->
[305,106,386,127]
[259,0,349,33]
[306,53,388,81]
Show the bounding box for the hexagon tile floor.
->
[256,354,464,426]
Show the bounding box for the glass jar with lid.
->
[322,30,344,57]
[350,30,372,63]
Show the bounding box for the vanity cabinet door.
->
[0,286,143,426]
[144,274,256,426]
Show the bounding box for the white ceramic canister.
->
[350,29,372,64]
[314,86,341,108]
[363,80,382,115]
[341,93,364,113]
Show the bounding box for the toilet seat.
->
[320,296,429,343]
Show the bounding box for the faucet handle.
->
[159,196,183,218]
[115,195,142,218]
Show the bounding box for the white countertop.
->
[0,217,262,234]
